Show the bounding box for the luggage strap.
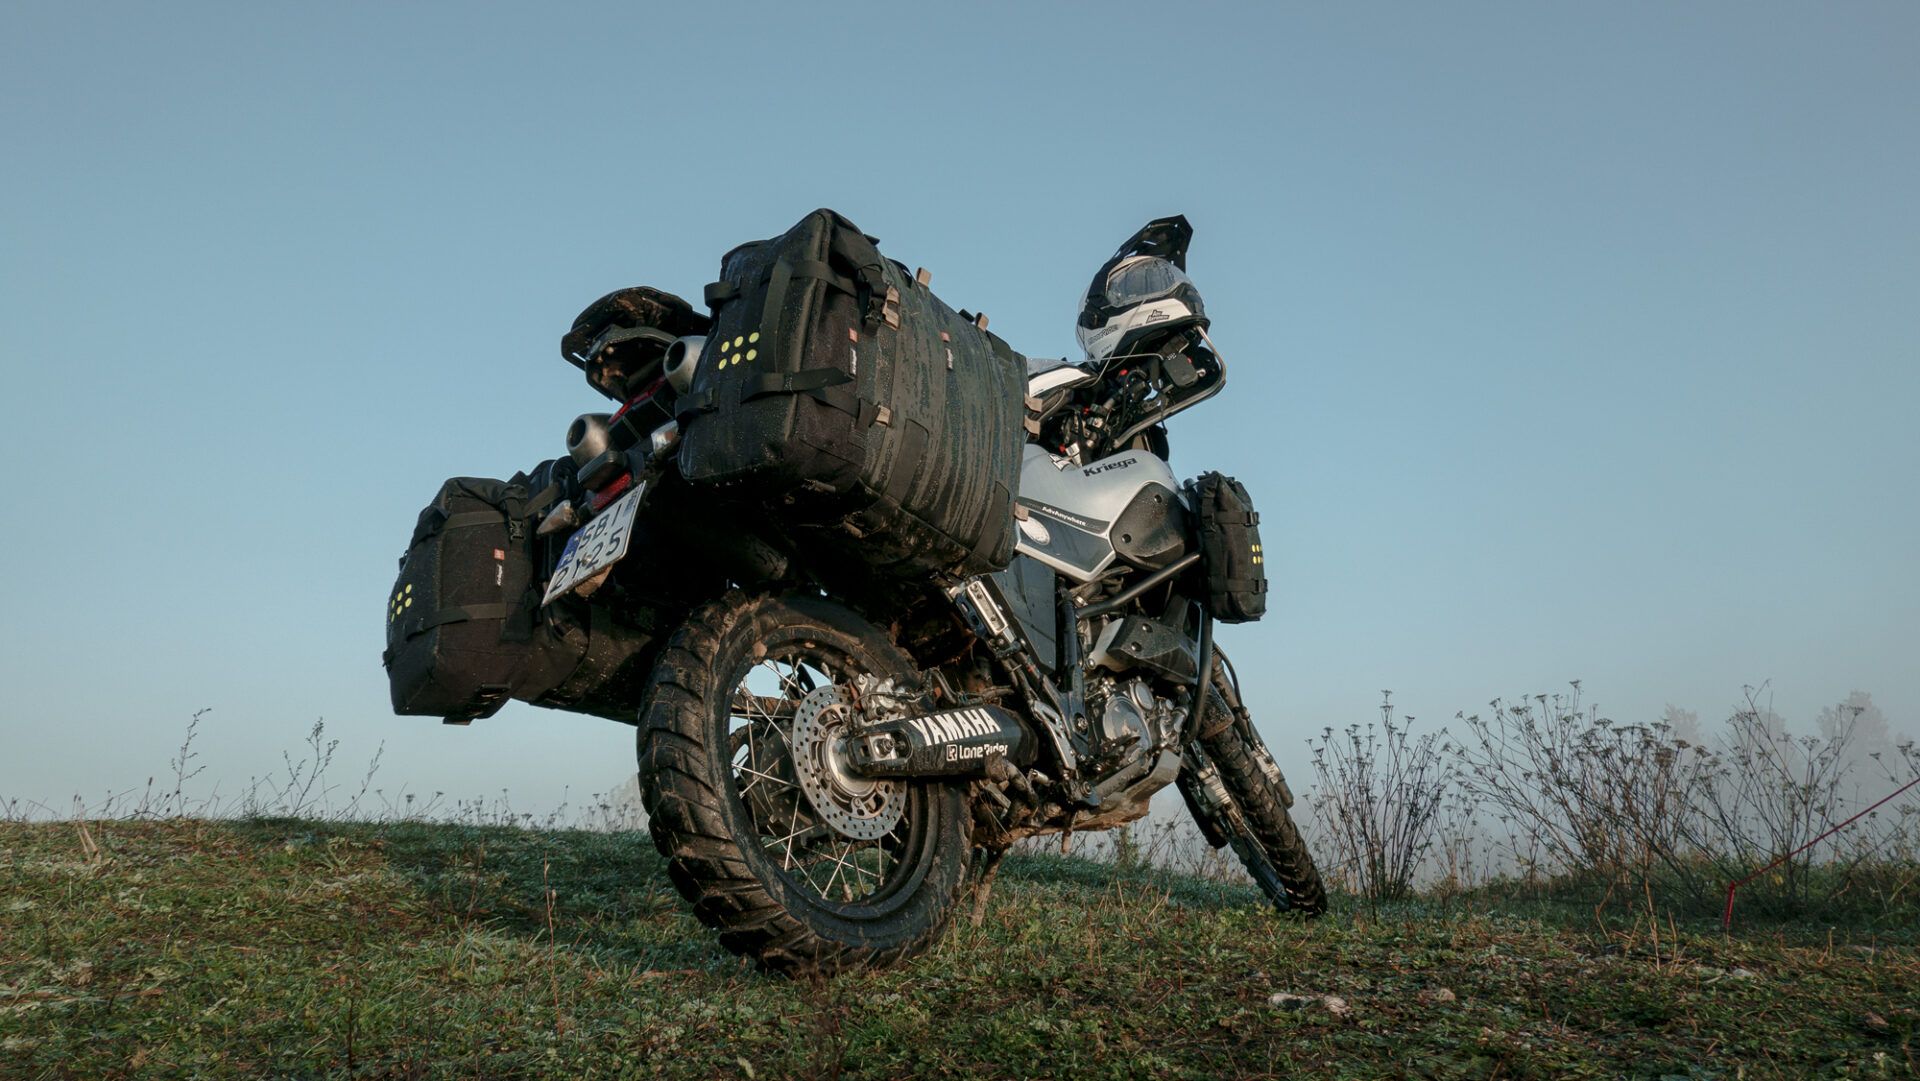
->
[745,368,881,428]
[970,480,1013,567]
[441,509,505,531]
[678,367,881,429]
[1206,576,1268,594]
[883,420,930,503]
[405,602,514,638]
[1208,510,1259,527]
[703,258,859,312]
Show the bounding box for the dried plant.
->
[1454,682,1920,917]
[1306,693,1454,902]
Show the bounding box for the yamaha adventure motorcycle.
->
[538,320,1326,974]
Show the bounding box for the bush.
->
[1453,683,1920,919]
[1306,693,1454,902]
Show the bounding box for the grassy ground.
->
[2,818,1914,1080]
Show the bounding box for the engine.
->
[1078,674,1186,829]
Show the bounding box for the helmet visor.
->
[1101,258,1195,308]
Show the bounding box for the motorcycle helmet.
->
[1076,215,1209,365]
[561,286,711,402]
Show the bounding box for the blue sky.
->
[3,3,1915,815]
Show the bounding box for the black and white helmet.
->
[1076,215,1209,365]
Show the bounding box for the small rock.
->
[1269,992,1351,1019]
[1728,967,1758,981]
[1863,1011,1890,1034]
[1269,992,1314,1010]
[1417,987,1457,1005]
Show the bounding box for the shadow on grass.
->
[998,850,1274,912]
[227,818,1282,945]
[229,816,727,970]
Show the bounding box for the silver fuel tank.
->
[1013,445,1190,583]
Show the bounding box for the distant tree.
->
[1812,698,1904,791]
[1661,704,1703,745]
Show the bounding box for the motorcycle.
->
[537,318,1326,973]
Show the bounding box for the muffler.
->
[565,413,624,489]
[847,704,1034,778]
[664,335,704,394]
[566,413,613,467]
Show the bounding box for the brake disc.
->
[789,686,906,842]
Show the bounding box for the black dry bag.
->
[675,208,1025,580]
[1190,472,1269,624]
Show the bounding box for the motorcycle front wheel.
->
[1192,669,1328,916]
[636,590,972,974]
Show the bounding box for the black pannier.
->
[1189,472,1268,624]
[384,476,548,721]
[383,463,675,724]
[675,208,1025,579]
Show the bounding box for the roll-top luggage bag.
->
[384,477,549,721]
[675,208,1025,580]
[383,465,675,724]
[1189,472,1269,624]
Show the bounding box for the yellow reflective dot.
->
[731,353,742,365]
[405,583,412,592]
[745,349,757,361]
[732,336,745,348]
[747,331,760,344]
[404,597,413,607]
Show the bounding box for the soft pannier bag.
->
[384,465,667,723]
[675,208,1025,579]
[384,476,547,721]
[1189,472,1268,623]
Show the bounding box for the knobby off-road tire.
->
[1198,676,1328,916]
[636,591,972,974]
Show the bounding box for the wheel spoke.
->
[732,692,796,720]
[736,764,797,793]
[819,842,849,899]
[762,658,812,700]
[726,641,908,907]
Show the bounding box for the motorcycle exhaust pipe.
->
[664,335,704,395]
[567,413,629,489]
[566,413,614,470]
[845,704,1034,779]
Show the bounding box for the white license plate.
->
[542,481,647,605]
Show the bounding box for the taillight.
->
[588,473,633,512]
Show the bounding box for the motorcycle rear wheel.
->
[636,590,972,974]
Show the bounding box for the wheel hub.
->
[790,686,905,841]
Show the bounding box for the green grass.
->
[3,818,1915,1079]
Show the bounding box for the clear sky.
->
[3,3,1915,816]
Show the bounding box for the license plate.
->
[542,481,647,605]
